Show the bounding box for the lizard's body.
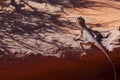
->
[75,17,116,80]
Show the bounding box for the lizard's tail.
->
[102,50,116,80]
[96,43,117,80]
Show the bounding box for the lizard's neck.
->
[81,25,88,29]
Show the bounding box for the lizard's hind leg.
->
[79,43,87,59]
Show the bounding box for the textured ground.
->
[0,0,120,80]
[0,0,120,57]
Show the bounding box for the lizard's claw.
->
[80,52,86,56]
[73,37,83,41]
[79,52,86,60]
[73,37,79,41]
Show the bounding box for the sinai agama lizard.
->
[74,17,117,80]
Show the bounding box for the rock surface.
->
[0,0,120,58]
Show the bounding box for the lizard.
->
[74,17,117,80]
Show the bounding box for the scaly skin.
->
[76,17,117,80]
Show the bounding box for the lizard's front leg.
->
[79,42,87,59]
[73,28,84,41]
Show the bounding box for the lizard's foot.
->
[80,52,86,56]
[73,37,83,41]
[73,38,80,41]
[73,35,84,41]
[79,52,86,60]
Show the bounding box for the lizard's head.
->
[77,17,86,28]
